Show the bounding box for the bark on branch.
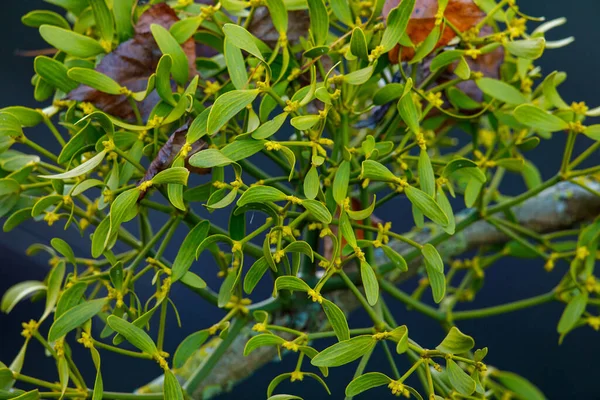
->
[138,178,600,399]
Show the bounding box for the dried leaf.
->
[383,0,485,62]
[68,4,197,122]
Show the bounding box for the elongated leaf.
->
[106,315,158,355]
[208,90,260,134]
[345,372,391,397]
[307,0,329,45]
[312,336,376,367]
[244,334,285,355]
[1,281,46,314]
[40,150,107,179]
[380,0,415,52]
[244,257,270,294]
[172,221,210,281]
[173,330,210,369]
[39,25,105,58]
[333,161,350,204]
[513,104,569,132]
[164,369,184,400]
[447,358,476,395]
[238,185,287,206]
[275,276,311,292]
[360,261,379,306]
[436,327,475,354]
[150,24,189,85]
[48,298,107,341]
[476,78,528,105]
[222,24,264,61]
[322,299,350,341]
[405,186,448,227]
[303,199,332,223]
[557,291,588,334]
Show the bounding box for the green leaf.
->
[252,113,287,139]
[225,38,248,90]
[583,125,600,141]
[390,325,409,354]
[152,167,189,186]
[290,115,321,130]
[244,257,270,294]
[1,107,44,127]
[150,24,189,85]
[180,271,207,289]
[155,55,177,106]
[173,330,210,368]
[40,150,107,180]
[1,281,45,314]
[350,28,369,59]
[266,0,288,33]
[35,56,79,93]
[436,189,455,235]
[436,327,475,354]
[405,186,448,227]
[22,10,70,29]
[89,0,115,44]
[344,66,374,85]
[304,166,319,199]
[113,0,135,41]
[307,0,329,46]
[106,315,158,355]
[418,149,435,196]
[172,221,210,282]
[55,282,87,319]
[513,104,569,132]
[505,38,545,60]
[425,261,445,304]
[410,26,440,64]
[345,372,391,397]
[360,260,379,306]
[443,159,486,182]
[221,139,265,161]
[421,244,443,273]
[494,371,547,400]
[454,57,471,80]
[188,149,233,168]
[208,89,260,134]
[218,268,238,308]
[541,71,569,109]
[447,358,476,395]
[557,291,588,334]
[90,347,103,400]
[39,25,105,58]
[322,299,350,341]
[109,188,140,236]
[4,208,33,232]
[275,276,311,292]
[222,24,265,61]
[48,298,107,341]
[41,261,65,321]
[330,0,353,26]
[0,112,24,138]
[340,213,356,247]
[311,336,376,367]
[170,17,202,44]
[244,333,285,355]
[380,0,415,52]
[238,185,287,206]
[398,88,420,134]
[430,50,464,71]
[333,161,350,204]
[373,83,405,105]
[302,199,332,224]
[361,160,396,182]
[164,369,184,400]
[68,67,122,95]
[447,87,481,110]
[57,356,69,397]
[476,78,528,105]
[381,245,408,272]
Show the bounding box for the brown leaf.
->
[138,122,210,199]
[384,0,485,62]
[68,4,197,122]
[248,7,310,46]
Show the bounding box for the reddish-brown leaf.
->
[68,4,197,122]
[384,0,485,62]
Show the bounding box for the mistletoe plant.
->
[1,0,600,399]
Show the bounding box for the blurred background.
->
[1,0,599,398]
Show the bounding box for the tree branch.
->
[137,177,600,399]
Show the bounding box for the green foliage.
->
[0,1,599,399]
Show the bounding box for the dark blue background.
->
[1,1,599,398]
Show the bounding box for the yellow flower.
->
[282,341,299,352]
[372,331,390,341]
[80,102,95,115]
[508,18,527,39]
[571,101,589,115]
[139,181,153,192]
[264,141,282,151]
[290,371,304,382]
[464,48,482,60]
[252,323,267,332]
[388,380,409,397]
[368,45,385,62]
[307,289,324,304]
[78,332,94,349]
[587,316,600,331]
[285,195,303,205]
[577,246,590,260]
[21,319,39,339]
[284,100,300,113]
[354,246,366,262]
[426,91,444,108]
[44,212,60,226]
[203,80,221,96]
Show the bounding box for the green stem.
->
[43,115,66,147]
[92,339,153,360]
[22,137,58,162]
[339,270,385,329]
[379,280,444,321]
[127,96,144,125]
[452,290,556,320]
